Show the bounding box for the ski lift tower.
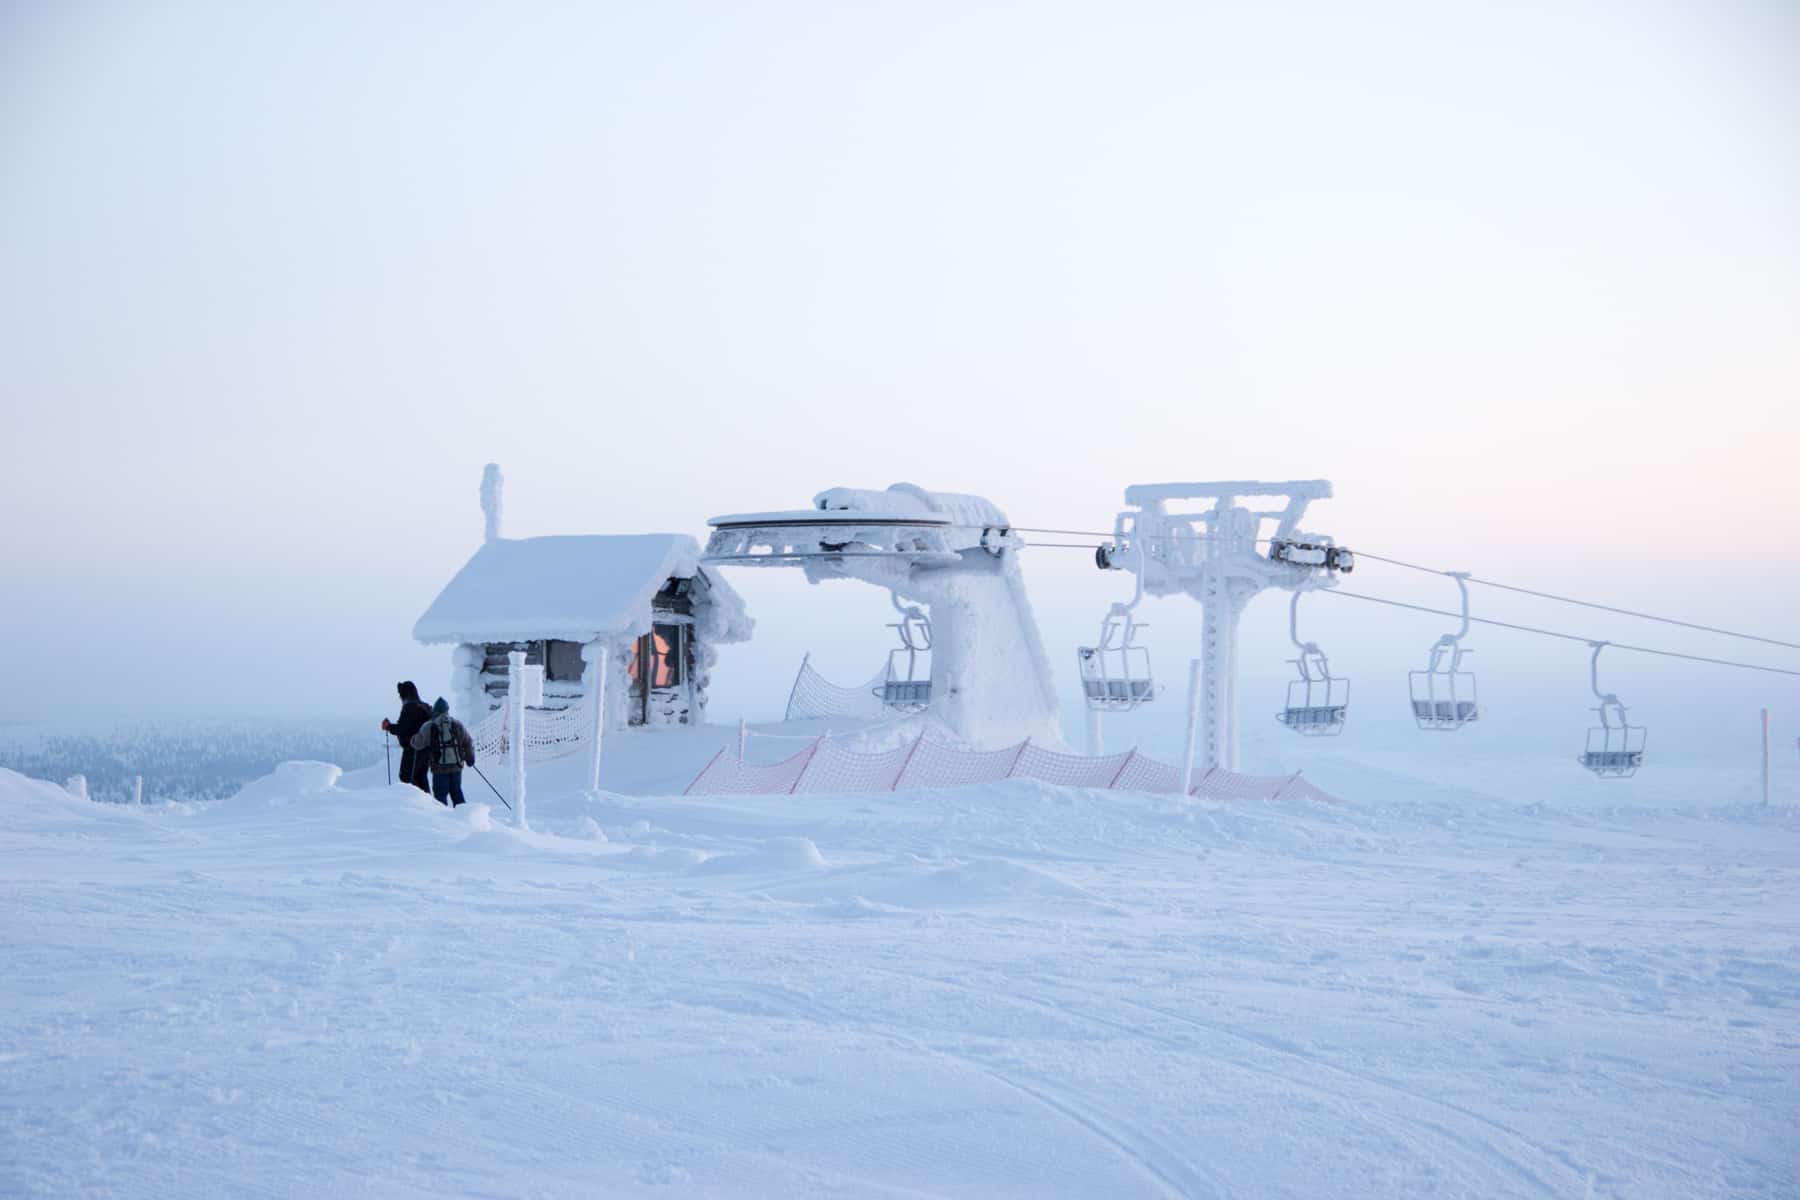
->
[1108,480,1349,772]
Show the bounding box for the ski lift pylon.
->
[1078,541,1155,711]
[879,595,933,713]
[1580,641,1645,778]
[1409,571,1480,730]
[1277,592,1349,735]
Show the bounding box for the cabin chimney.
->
[480,463,504,543]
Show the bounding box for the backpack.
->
[430,717,465,769]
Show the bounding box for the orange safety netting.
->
[684,736,1339,803]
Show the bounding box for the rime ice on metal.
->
[704,483,1060,748]
[1409,572,1481,731]
[1098,480,1349,771]
[1581,642,1646,778]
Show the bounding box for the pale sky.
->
[3,1,1796,756]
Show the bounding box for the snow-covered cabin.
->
[412,469,751,731]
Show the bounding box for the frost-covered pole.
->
[1085,707,1103,757]
[480,463,504,544]
[1198,560,1230,772]
[1114,481,1334,775]
[65,774,87,801]
[508,648,528,829]
[582,638,608,793]
[1181,658,1203,795]
[1763,708,1771,806]
[132,776,143,806]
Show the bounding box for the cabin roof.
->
[413,534,747,646]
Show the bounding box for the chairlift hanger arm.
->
[1093,539,1148,612]
[889,591,926,620]
[1588,641,1616,703]
[1288,591,1319,654]
[1438,572,1473,646]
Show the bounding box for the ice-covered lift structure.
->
[703,484,1062,747]
[1098,480,1351,772]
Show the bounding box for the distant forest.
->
[0,720,376,804]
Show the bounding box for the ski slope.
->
[2,746,1796,1198]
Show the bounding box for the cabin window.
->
[653,576,695,617]
[544,639,586,682]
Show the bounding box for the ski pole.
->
[384,732,392,785]
[469,763,514,811]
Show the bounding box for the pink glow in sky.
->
[3,1,1795,725]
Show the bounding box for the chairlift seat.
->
[877,606,933,713]
[883,679,932,707]
[1408,577,1478,733]
[1409,659,1479,730]
[1411,699,1479,724]
[1084,677,1154,702]
[1579,647,1645,779]
[1277,645,1349,736]
[1280,704,1347,731]
[1581,749,1643,772]
[1077,642,1155,712]
[1581,708,1645,778]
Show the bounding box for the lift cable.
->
[1007,524,1799,653]
[1317,589,1800,679]
[1346,550,1800,653]
[1009,525,1223,544]
[1017,536,1800,679]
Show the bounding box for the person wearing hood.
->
[380,681,433,793]
[409,697,476,807]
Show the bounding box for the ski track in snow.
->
[2,750,1798,1198]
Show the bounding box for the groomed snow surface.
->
[3,738,1797,1198]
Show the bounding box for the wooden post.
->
[1181,658,1203,796]
[508,648,528,830]
[583,638,608,794]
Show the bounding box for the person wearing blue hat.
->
[408,697,476,807]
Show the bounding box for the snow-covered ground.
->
[3,735,1797,1198]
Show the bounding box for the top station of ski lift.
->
[705,486,1017,569]
[704,498,971,716]
[701,484,1061,748]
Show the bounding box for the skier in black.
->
[409,697,476,807]
[380,681,434,793]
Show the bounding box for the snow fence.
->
[783,655,887,722]
[468,705,588,766]
[684,736,1340,802]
